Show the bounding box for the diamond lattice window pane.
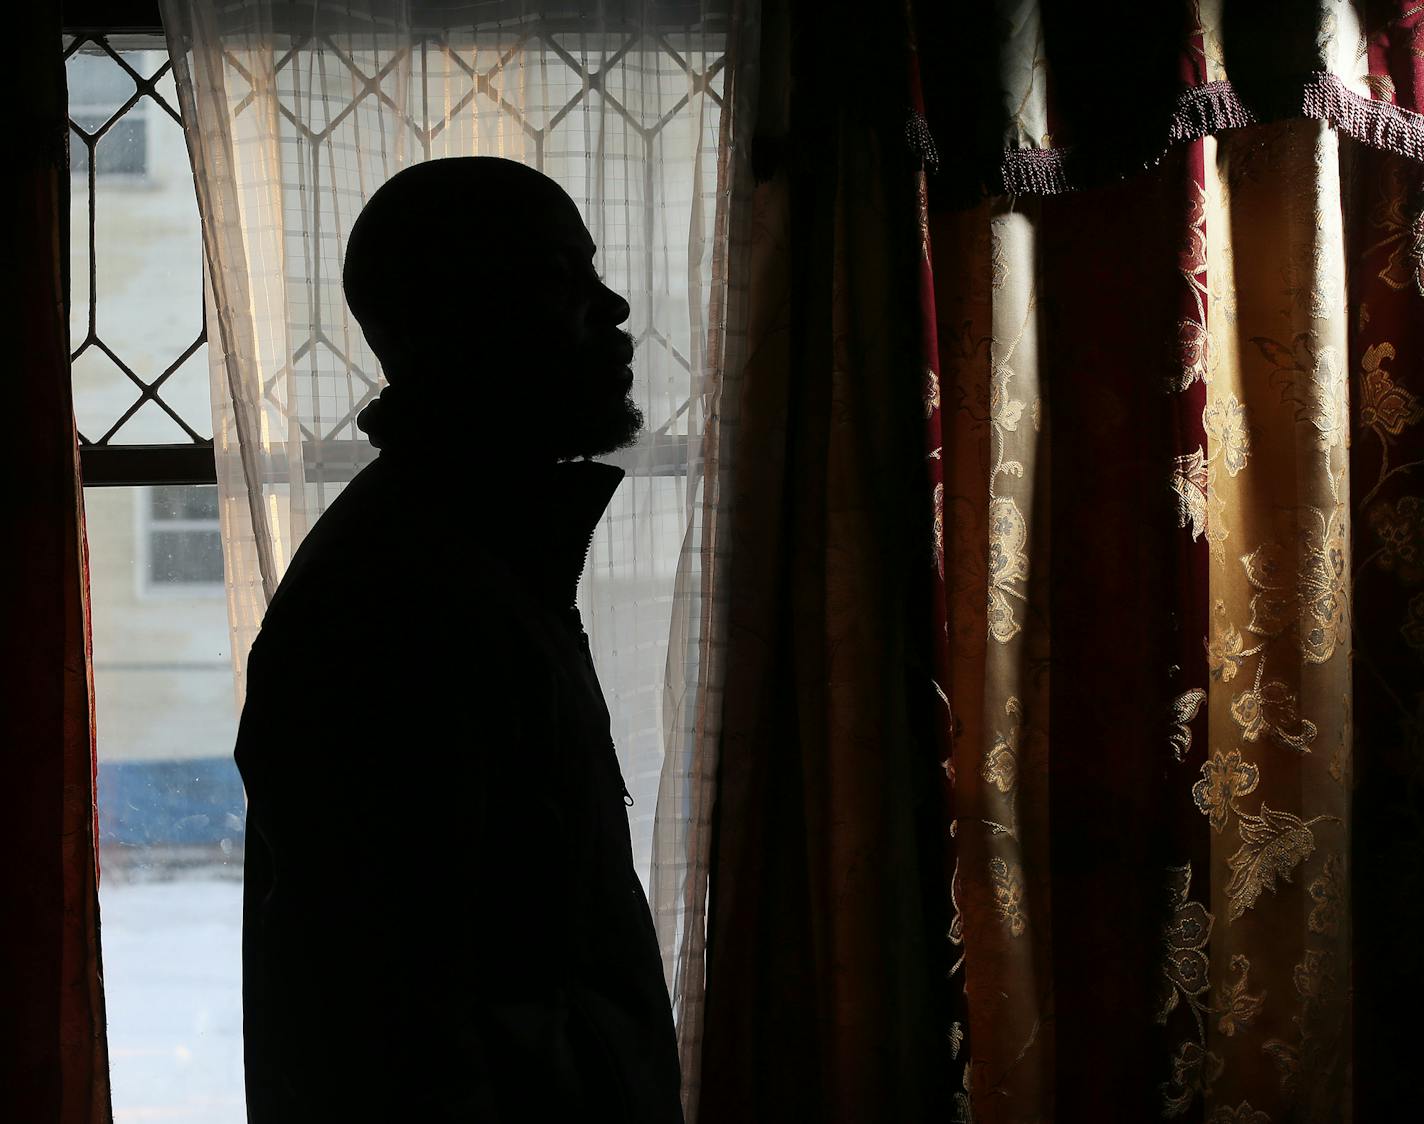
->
[111,398,195,445]
[67,48,136,129]
[158,342,214,442]
[69,131,91,346]
[71,346,133,442]
[151,65,182,118]
[482,38,587,134]
[72,44,209,447]
[72,115,147,176]
[599,38,698,133]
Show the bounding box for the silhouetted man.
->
[234,157,683,1122]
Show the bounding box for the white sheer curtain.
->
[159,0,759,1113]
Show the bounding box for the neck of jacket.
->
[380,447,626,612]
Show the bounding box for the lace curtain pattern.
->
[158,3,759,1113]
[916,4,1424,1120]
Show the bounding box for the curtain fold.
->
[651,0,761,1111]
[1345,138,1424,1115]
[916,1,1424,199]
[3,4,111,1121]
[913,3,1424,1121]
[698,3,953,1120]
[160,1,754,1115]
[700,1,1424,1121]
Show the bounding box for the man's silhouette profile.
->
[234,157,683,1122]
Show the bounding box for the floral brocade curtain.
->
[912,3,1424,1122]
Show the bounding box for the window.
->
[66,31,213,475]
[68,47,149,179]
[67,25,244,1120]
[142,485,226,591]
[87,485,243,1121]
[68,15,722,1120]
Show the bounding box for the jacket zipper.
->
[577,524,598,588]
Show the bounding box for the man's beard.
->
[555,389,644,461]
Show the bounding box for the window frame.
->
[65,15,216,487]
[67,6,695,490]
[69,87,151,184]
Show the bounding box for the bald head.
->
[343,157,640,461]
[344,158,591,361]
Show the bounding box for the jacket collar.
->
[520,458,626,611]
[380,449,625,611]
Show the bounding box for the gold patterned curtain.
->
[929,122,1424,1123]
[698,2,1423,1121]
[915,5,1424,1119]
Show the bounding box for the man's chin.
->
[558,396,644,460]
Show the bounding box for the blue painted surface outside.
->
[98,757,246,846]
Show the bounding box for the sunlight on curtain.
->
[159,3,758,1108]
[911,1,1424,1113]
[925,120,1398,1120]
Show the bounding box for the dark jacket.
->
[234,451,683,1123]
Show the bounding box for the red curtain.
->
[701,2,1424,1121]
[1344,138,1424,1114]
[697,3,953,1121]
[914,6,1424,1122]
[2,4,111,1120]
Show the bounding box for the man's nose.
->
[597,279,630,325]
